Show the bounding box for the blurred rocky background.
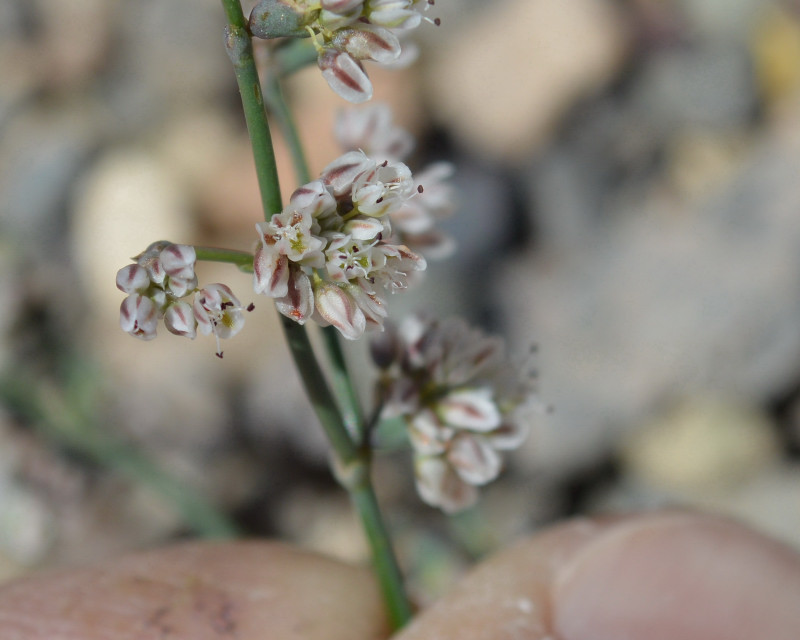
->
[3,0,800,604]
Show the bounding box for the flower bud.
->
[318,49,373,104]
[249,0,309,39]
[164,301,197,339]
[314,282,366,340]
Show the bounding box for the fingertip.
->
[0,541,390,640]
[553,512,800,640]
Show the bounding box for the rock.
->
[503,98,800,476]
[620,397,780,494]
[424,0,630,159]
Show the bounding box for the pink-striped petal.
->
[164,301,197,339]
[414,455,478,513]
[437,387,501,432]
[446,433,502,486]
[318,50,373,104]
[253,245,289,297]
[275,269,314,324]
[116,264,150,294]
[314,282,366,340]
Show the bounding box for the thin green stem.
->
[264,73,311,184]
[321,325,364,440]
[222,0,283,218]
[195,246,254,271]
[351,477,414,628]
[280,316,359,465]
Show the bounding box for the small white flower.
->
[314,282,367,340]
[332,26,401,65]
[158,244,196,280]
[320,150,375,196]
[194,284,246,342]
[119,294,159,341]
[164,301,197,339]
[437,387,502,432]
[116,264,150,294]
[318,49,373,104]
[414,455,478,514]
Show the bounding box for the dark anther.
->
[380,160,389,167]
[216,351,224,359]
[417,184,424,193]
[246,302,255,312]
[434,17,441,26]
[221,301,234,309]
[376,197,384,203]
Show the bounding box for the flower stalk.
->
[194,246,255,271]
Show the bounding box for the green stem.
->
[321,325,364,440]
[280,316,359,465]
[222,0,283,218]
[351,477,414,628]
[281,317,412,627]
[220,2,411,627]
[264,73,311,184]
[195,246,255,271]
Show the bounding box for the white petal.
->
[289,180,337,217]
[408,408,452,455]
[414,455,478,514]
[319,50,373,104]
[438,387,501,432]
[487,418,530,451]
[447,433,502,486]
[343,216,384,240]
[275,270,314,324]
[335,26,401,64]
[253,246,289,297]
[320,150,373,195]
[314,282,366,340]
[116,264,150,294]
[164,301,197,339]
[119,294,158,341]
[159,244,196,279]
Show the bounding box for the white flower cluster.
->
[335,103,456,259]
[250,0,437,102]
[371,316,537,513]
[253,151,426,340]
[116,242,248,356]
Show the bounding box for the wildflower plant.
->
[115,0,539,630]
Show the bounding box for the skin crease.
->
[1,512,800,640]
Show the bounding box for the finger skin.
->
[393,512,800,640]
[0,541,390,640]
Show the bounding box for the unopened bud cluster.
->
[116,242,247,355]
[335,103,455,259]
[371,316,537,513]
[254,151,426,339]
[249,0,437,102]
